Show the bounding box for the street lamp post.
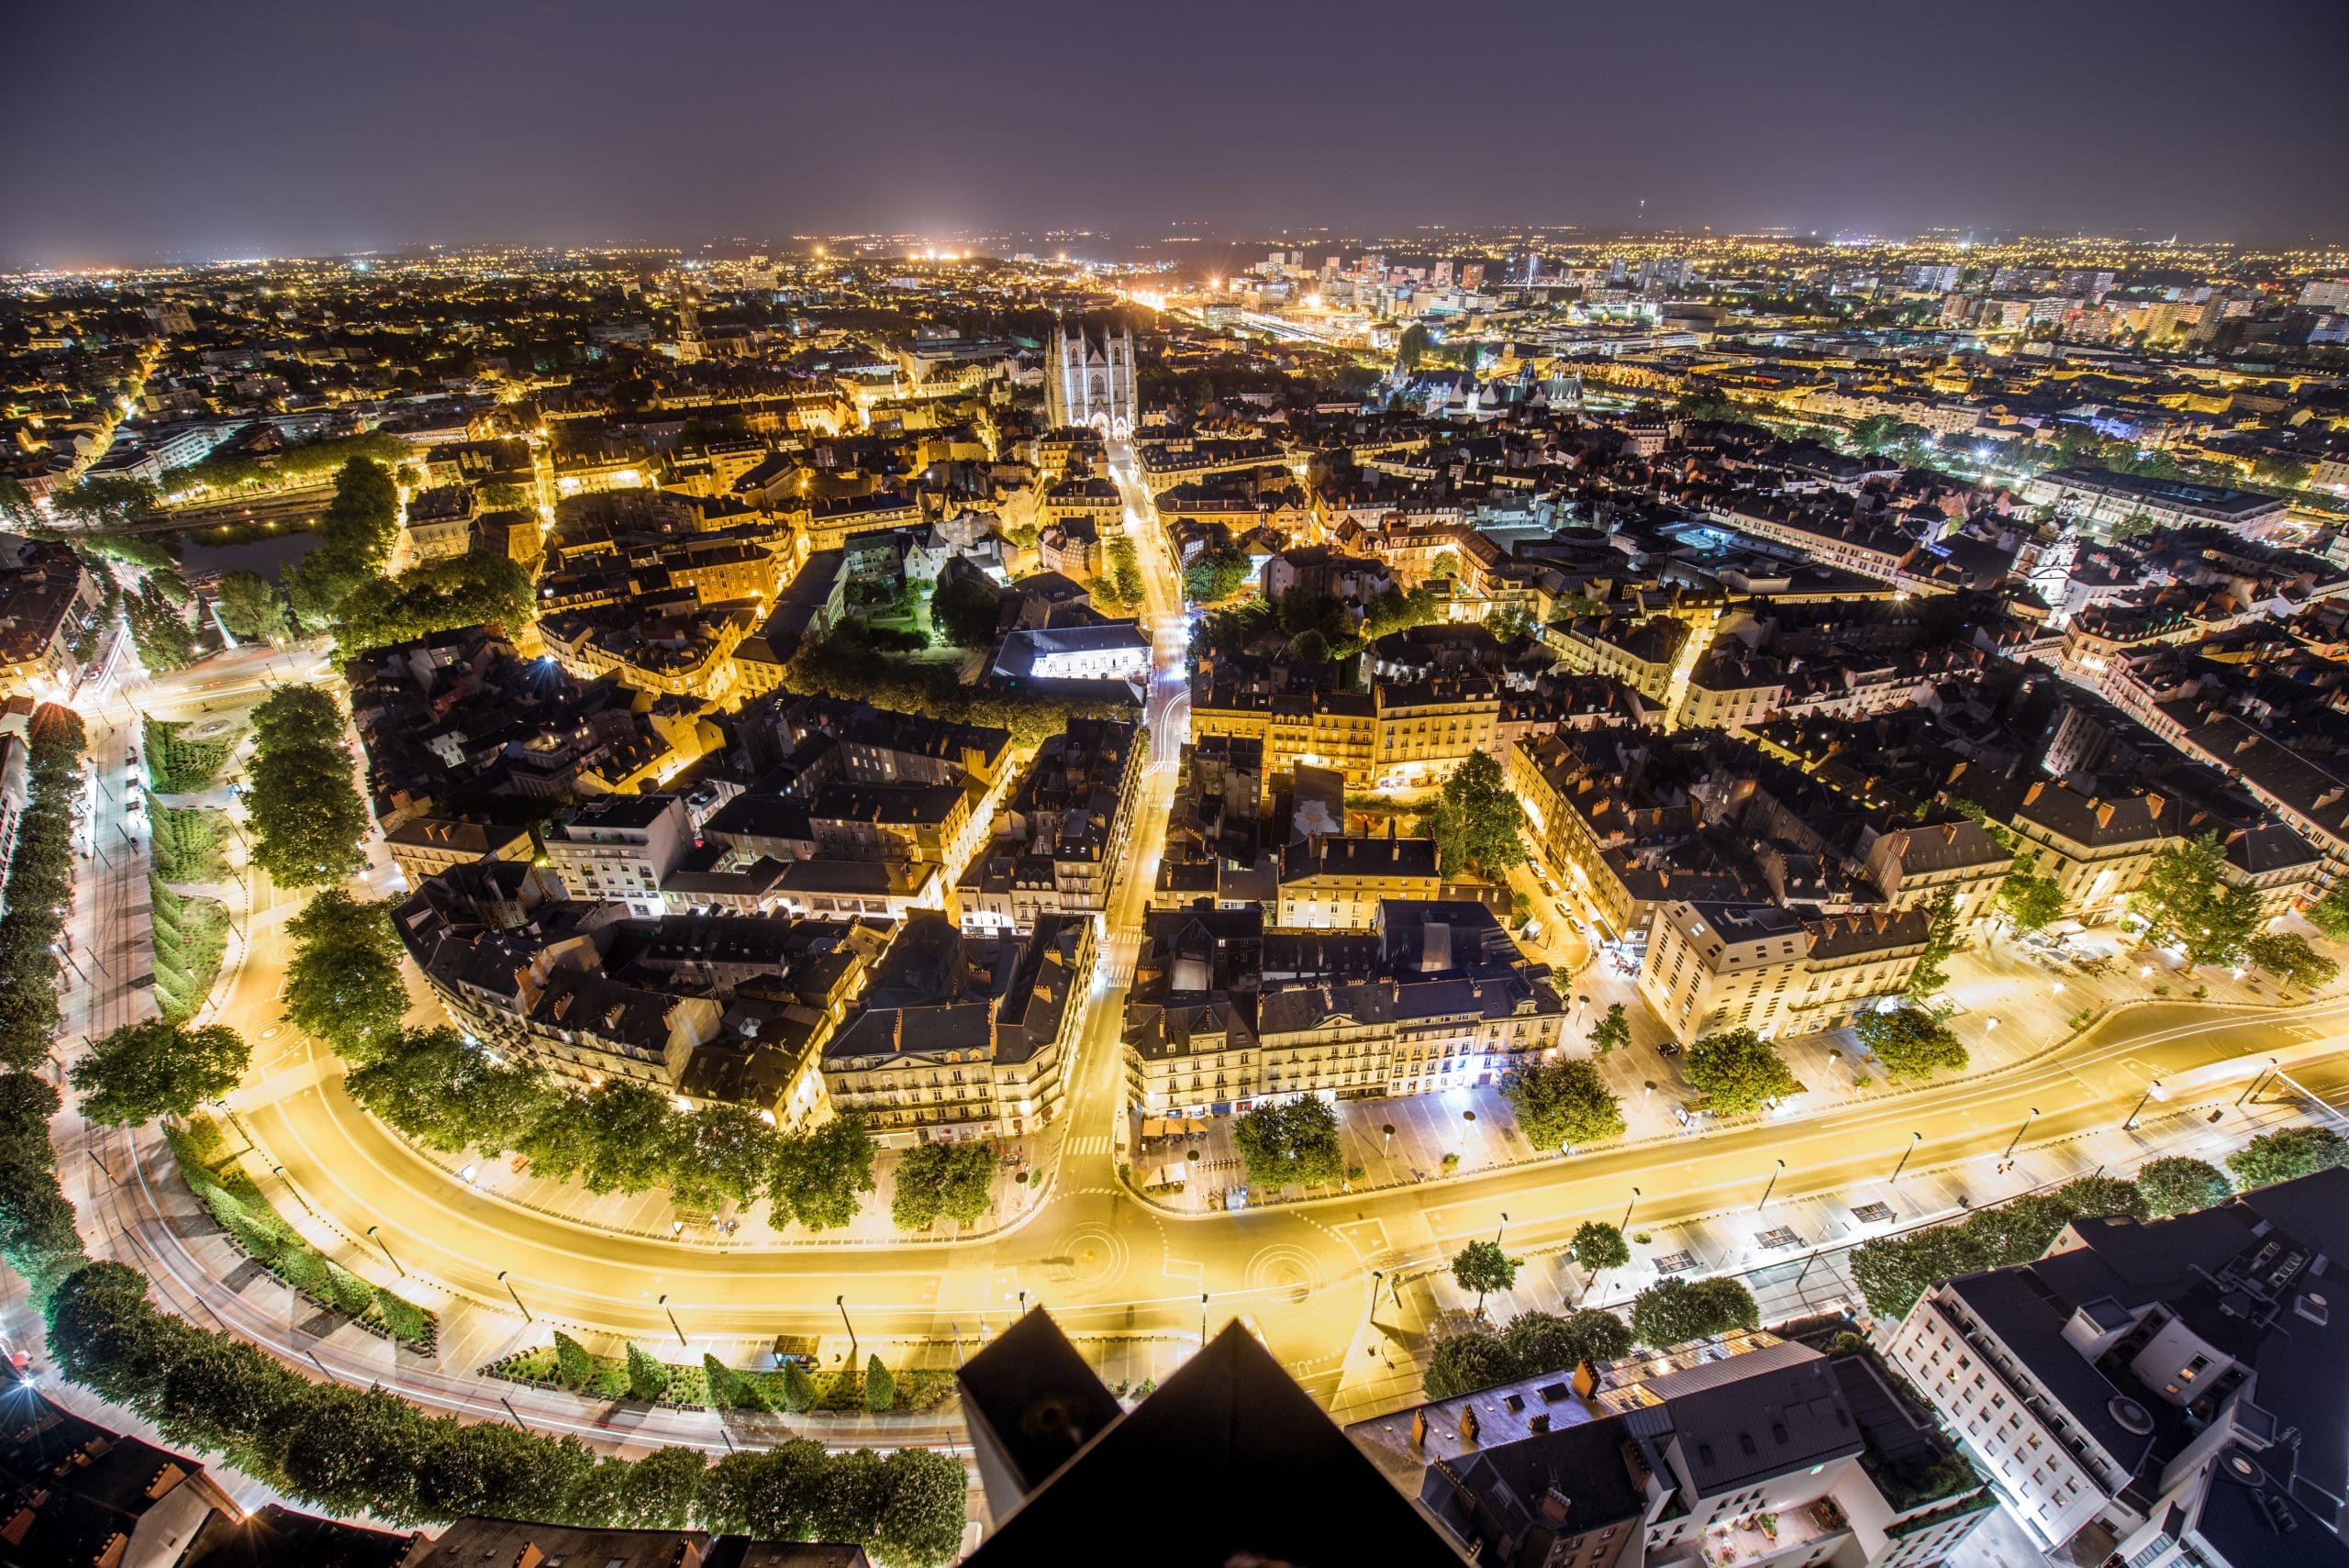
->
[1495,1211,1509,1248]
[2003,1106,2041,1162]
[1889,1131,1921,1184]
[836,1294,856,1359]
[2123,1079,2162,1131]
[1621,1186,1640,1233]
[2236,1058,2279,1107]
[659,1294,686,1349]
[1369,1269,1384,1316]
[498,1270,531,1323]
[1757,1159,1786,1212]
[366,1225,404,1277]
[1200,1291,1209,1345]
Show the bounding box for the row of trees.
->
[0,706,88,1076]
[1851,1137,2349,1322]
[280,457,401,634]
[329,552,534,659]
[246,686,372,889]
[46,1265,966,1562]
[786,624,1126,748]
[1423,1273,1761,1399]
[161,430,412,497]
[290,892,891,1225]
[0,708,93,1309]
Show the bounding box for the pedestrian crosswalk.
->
[1066,1134,1113,1157]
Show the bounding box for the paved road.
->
[53,607,2348,1434]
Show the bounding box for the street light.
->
[497,1270,531,1323]
[1369,1270,1384,1314]
[2123,1078,2163,1131]
[2003,1106,2041,1161]
[1757,1159,1786,1212]
[1621,1186,1640,1232]
[366,1225,404,1277]
[1495,1211,1509,1248]
[658,1294,687,1349]
[1200,1291,1209,1345]
[837,1293,856,1357]
[1889,1131,1921,1184]
[2237,1056,2280,1107]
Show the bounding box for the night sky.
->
[5,0,2344,267]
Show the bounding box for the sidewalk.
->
[1134,919,2341,1215]
[1326,1074,2332,1427]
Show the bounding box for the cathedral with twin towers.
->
[1044,319,1137,439]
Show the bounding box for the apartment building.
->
[1123,901,1563,1119]
[2007,780,2167,923]
[957,718,1142,932]
[383,815,536,885]
[1353,1329,1996,1568]
[2021,465,2290,540]
[1558,614,1692,704]
[819,912,1092,1144]
[542,794,691,916]
[1639,899,1929,1048]
[1883,1171,2349,1568]
[1371,674,1501,791]
[1857,819,2013,930]
[1191,684,1377,795]
[1273,833,1441,929]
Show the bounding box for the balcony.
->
[1697,1500,1850,1568]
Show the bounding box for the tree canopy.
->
[1853,1006,1968,1082]
[1630,1277,1758,1348]
[70,1020,249,1126]
[1681,1029,1802,1114]
[1499,1057,1624,1151]
[1417,751,1524,878]
[1231,1095,1343,1189]
[1451,1239,1520,1310]
[247,687,372,889]
[2136,1157,2233,1218]
[2245,930,2338,992]
[890,1140,996,1230]
[2132,832,2263,966]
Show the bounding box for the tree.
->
[2228,1127,2349,1190]
[625,1341,668,1402]
[1998,857,2065,933]
[685,1102,786,1208]
[248,687,371,889]
[1230,1095,1343,1189]
[553,1330,595,1390]
[1417,751,1525,878]
[330,553,535,656]
[125,579,196,673]
[1681,1028,1802,1114]
[1570,1220,1631,1273]
[2252,453,2312,490]
[701,1352,745,1411]
[1424,1330,1516,1397]
[2306,880,2349,941]
[1396,323,1431,374]
[870,1447,971,1568]
[1904,891,1959,998]
[2137,1157,2234,1218]
[779,1357,818,1414]
[70,1019,250,1126]
[2133,833,2263,966]
[1587,1002,1631,1057]
[1853,1006,1968,1082]
[773,1114,877,1230]
[2052,1174,2148,1224]
[1183,549,1252,604]
[863,1353,895,1412]
[1852,1226,1996,1319]
[577,1084,682,1194]
[1451,1239,1520,1312]
[283,891,410,1065]
[1500,1058,1624,1151]
[1630,1276,1758,1348]
[213,570,289,641]
[1560,1307,1635,1363]
[2246,930,2338,992]
[930,573,1003,650]
[891,1140,997,1230]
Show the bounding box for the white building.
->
[1883,1171,2349,1568]
[1043,322,1137,439]
[541,794,690,917]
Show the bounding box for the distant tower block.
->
[1046,321,1136,439]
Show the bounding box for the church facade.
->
[1045,322,1137,439]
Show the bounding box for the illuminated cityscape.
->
[2,4,2349,1566]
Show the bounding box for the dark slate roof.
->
[963,1319,1464,1567]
